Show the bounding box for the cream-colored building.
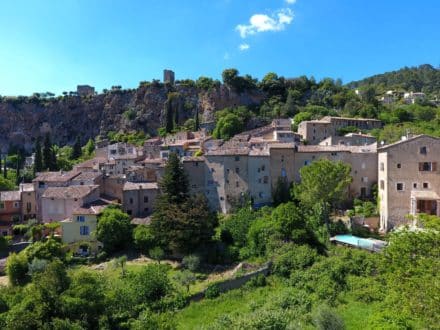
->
[61,200,108,249]
[378,135,440,231]
[298,116,382,145]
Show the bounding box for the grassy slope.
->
[175,277,287,330]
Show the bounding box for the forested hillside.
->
[347,64,440,95]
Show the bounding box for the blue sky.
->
[0,0,439,95]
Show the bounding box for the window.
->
[281,168,286,177]
[281,155,284,162]
[211,168,215,173]
[380,162,384,171]
[143,196,149,203]
[397,163,401,169]
[304,160,310,166]
[38,181,45,188]
[235,167,240,174]
[396,183,404,191]
[261,165,265,171]
[235,156,240,161]
[236,181,239,188]
[263,176,269,184]
[361,162,366,169]
[258,192,264,198]
[144,207,149,212]
[127,210,132,215]
[13,202,19,208]
[423,182,429,189]
[362,177,368,183]
[76,215,85,222]
[129,198,133,204]
[226,168,230,174]
[194,162,199,167]
[26,202,32,211]
[79,226,89,236]
[331,152,337,156]
[420,146,427,155]
[419,162,437,172]
[413,183,418,189]
[258,178,262,183]
[380,180,384,190]
[220,196,224,201]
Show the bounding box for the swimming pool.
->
[331,234,387,252]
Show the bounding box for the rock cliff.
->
[0,84,264,151]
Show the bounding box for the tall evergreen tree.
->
[15,156,20,185]
[50,147,57,171]
[194,106,200,131]
[43,133,52,171]
[34,137,43,174]
[3,156,7,179]
[71,136,82,160]
[158,152,188,204]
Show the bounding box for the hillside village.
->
[1,109,438,249]
[0,66,439,329]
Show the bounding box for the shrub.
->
[273,244,318,277]
[246,274,266,288]
[182,254,201,272]
[6,252,29,285]
[205,283,220,299]
[313,305,345,330]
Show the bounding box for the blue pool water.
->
[332,234,385,251]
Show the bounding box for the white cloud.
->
[285,0,296,4]
[239,43,250,51]
[236,8,294,38]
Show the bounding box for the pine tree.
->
[164,100,174,133]
[34,137,43,173]
[71,136,82,160]
[158,152,189,204]
[43,133,52,171]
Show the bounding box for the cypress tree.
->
[165,100,174,133]
[43,133,52,171]
[3,156,7,179]
[50,147,58,171]
[34,137,43,173]
[15,156,20,185]
[71,136,82,159]
[194,106,200,131]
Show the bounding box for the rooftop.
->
[72,171,103,181]
[72,199,112,215]
[378,134,439,151]
[19,183,35,192]
[42,185,99,199]
[33,171,80,183]
[0,191,21,201]
[123,182,158,191]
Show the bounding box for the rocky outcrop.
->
[0,84,265,151]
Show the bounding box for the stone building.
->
[19,183,37,221]
[319,133,377,146]
[0,191,21,235]
[298,116,382,144]
[40,185,100,223]
[122,182,158,218]
[76,85,95,96]
[378,135,440,231]
[163,69,175,85]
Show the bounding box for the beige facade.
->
[298,116,382,145]
[182,157,207,196]
[319,133,377,146]
[378,135,440,231]
[20,183,37,220]
[41,185,100,223]
[295,145,378,199]
[122,182,158,218]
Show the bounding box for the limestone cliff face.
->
[0,84,264,151]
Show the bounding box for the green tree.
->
[6,252,29,286]
[34,137,43,173]
[43,133,54,170]
[71,136,82,160]
[272,177,290,206]
[212,113,242,140]
[149,246,165,263]
[96,207,132,253]
[295,159,352,227]
[158,152,188,204]
[84,139,95,156]
[174,270,196,293]
[133,225,156,254]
